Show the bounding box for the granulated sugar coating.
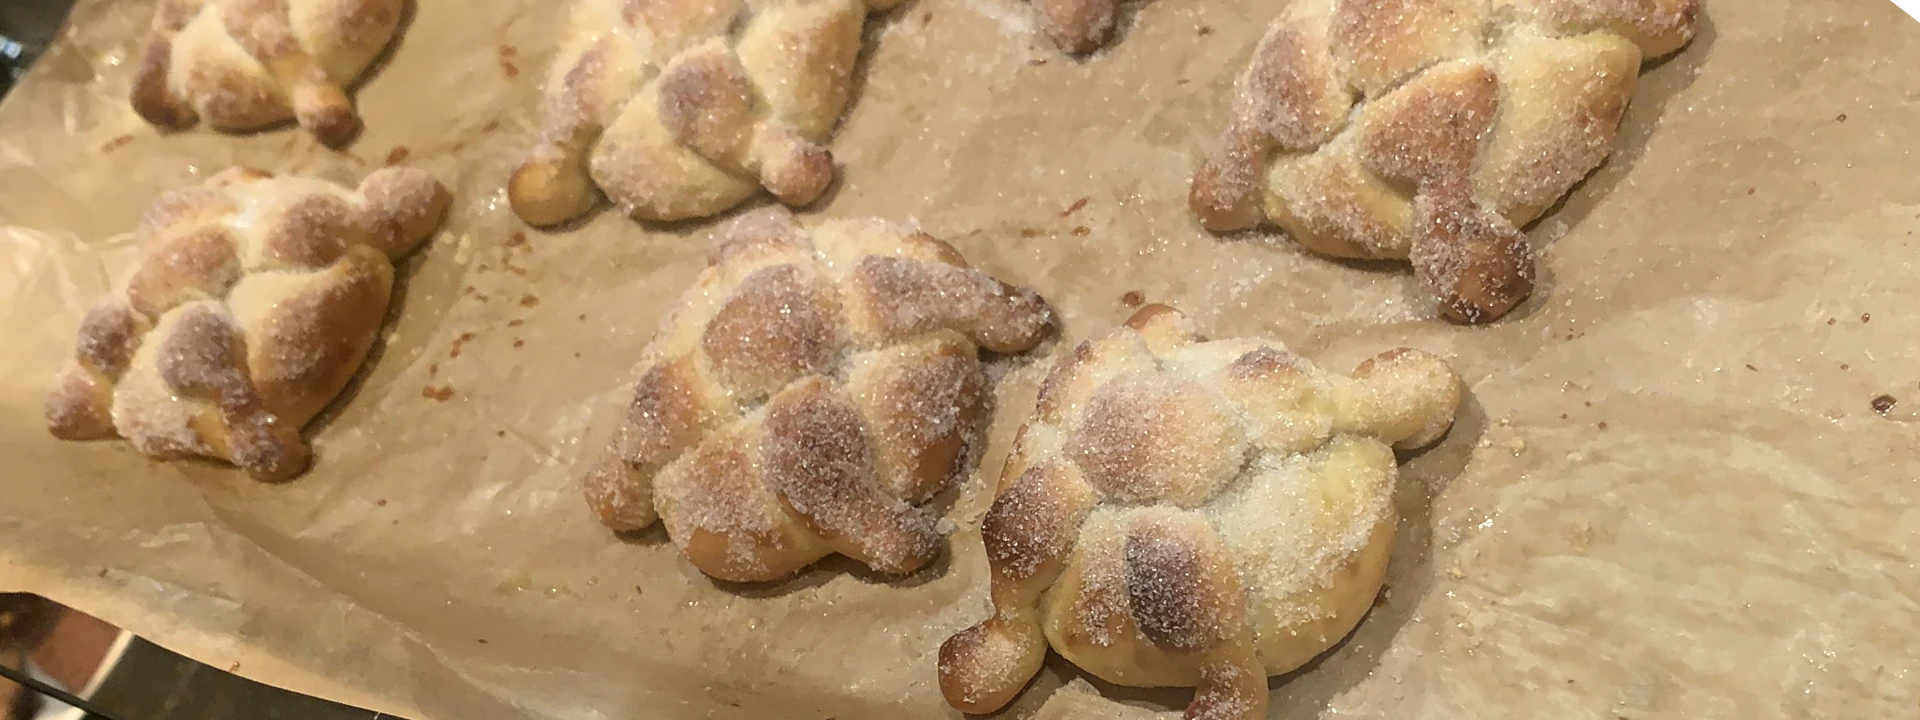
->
[844,337,984,503]
[1190,0,1701,324]
[45,166,450,482]
[1408,185,1537,324]
[1065,371,1249,507]
[762,377,943,575]
[939,305,1462,720]
[581,207,1054,583]
[652,422,832,582]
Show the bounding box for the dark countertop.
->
[85,639,387,720]
[0,0,74,50]
[0,0,77,97]
[6,600,393,720]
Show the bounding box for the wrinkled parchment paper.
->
[4,0,1918,717]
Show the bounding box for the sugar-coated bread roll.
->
[131,0,407,147]
[1191,0,1701,324]
[509,0,907,227]
[939,304,1463,719]
[584,207,1055,582]
[46,167,450,482]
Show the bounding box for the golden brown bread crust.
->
[584,207,1053,582]
[938,305,1463,718]
[1191,0,1701,324]
[45,167,451,482]
[509,0,906,227]
[130,0,404,147]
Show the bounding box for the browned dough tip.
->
[130,36,197,130]
[1189,146,1265,233]
[757,132,836,207]
[1034,0,1118,54]
[45,368,116,440]
[509,156,599,227]
[300,97,362,149]
[1417,189,1536,325]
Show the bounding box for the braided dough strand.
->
[1191,0,1700,324]
[584,207,1054,582]
[939,305,1463,718]
[511,0,904,227]
[46,167,450,482]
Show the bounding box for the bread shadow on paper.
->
[526,150,850,240]
[686,503,960,599]
[985,392,1488,719]
[610,192,821,243]
[1523,11,1716,253]
[302,237,432,442]
[1483,14,1716,325]
[603,466,965,599]
[610,525,673,552]
[353,0,420,101]
[527,199,612,236]
[703,548,958,599]
[840,1,913,128]
[569,192,816,240]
